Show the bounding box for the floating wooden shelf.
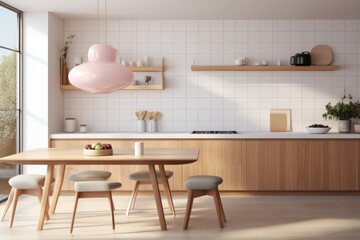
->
[61,58,165,90]
[191,65,338,71]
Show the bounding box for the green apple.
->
[94,144,102,150]
[91,142,102,149]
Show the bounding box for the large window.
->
[0,2,22,202]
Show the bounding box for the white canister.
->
[64,118,76,133]
[136,120,146,132]
[134,141,144,156]
[148,120,157,132]
[79,124,87,133]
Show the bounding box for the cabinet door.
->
[297,140,358,190]
[182,140,242,190]
[241,140,298,190]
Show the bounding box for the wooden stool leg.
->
[1,188,14,221]
[183,190,194,230]
[216,190,226,223]
[107,192,115,230]
[211,188,224,228]
[9,189,22,228]
[126,181,140,216]
[70,192,80,234]
[131,181,140,209]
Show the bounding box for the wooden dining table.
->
[0,147,199,231]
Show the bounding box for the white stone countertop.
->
[50,131,360,139]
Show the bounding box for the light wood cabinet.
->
[182,140,242,190]
[297,140,358,191]
[50,138,360,192]
[241,140,297,190]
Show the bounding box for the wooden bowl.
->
[83,149,113,156]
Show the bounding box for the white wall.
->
[48,14,64,135]
[22,12,63,174]
[63,19,360,133]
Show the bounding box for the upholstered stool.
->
[1,174,54,228]
[126,170,174,216]
[70,181,122,233]
[68,170,112,182]
[183,175,226,230]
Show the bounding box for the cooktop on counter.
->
[192,131,238,134]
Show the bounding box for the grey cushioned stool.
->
[183,175,226,230]
[126,170,175,216]
[1,174,54,228]
[70,181,122,233]
[68,170,112,182]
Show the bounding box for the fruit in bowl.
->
[83,143,113,156]
[308,124,329,128]
[85,143,112,150]
[306,124,331,134]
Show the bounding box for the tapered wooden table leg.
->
[159,165,175,216]
[148,164,167,230]
[37,165,54,231]
[49,165,66,214]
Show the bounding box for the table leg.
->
[37,165,54,231]
[49,165,66,214]
[148,164,167,230]
[158,165,175,217]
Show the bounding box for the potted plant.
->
[60,34,75,85]
[322,94,360,133]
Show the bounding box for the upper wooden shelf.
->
[191,65,338,71]
[61,58,165,90]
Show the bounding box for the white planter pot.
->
[338,120,351,133]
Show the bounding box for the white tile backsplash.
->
[64,19,360,132]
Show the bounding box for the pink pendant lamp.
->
[68,0,133,94]
[69,44,133,93]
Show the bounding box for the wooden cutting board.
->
[310,45,333,66]
[270,109,292,132]
[270,113,287,132]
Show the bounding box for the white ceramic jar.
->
[136,120,146,132]
[79,124,87,133]
[64,118,76,133]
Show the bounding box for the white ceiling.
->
[2,0,360,20]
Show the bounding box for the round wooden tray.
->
[83,149,113,156]
[310,45,333,65]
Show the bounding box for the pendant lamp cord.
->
[105,0,107,43]
[95,0,107,44]
[96,0,99,43]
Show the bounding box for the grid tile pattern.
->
[64,20,360,132]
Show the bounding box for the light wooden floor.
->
[1,193,360,239]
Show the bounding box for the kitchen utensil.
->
[135,112,140,120]
[305,127,331,134]
[310,45,333,65]
[290,52,311,66]
[155,112,161,120]
[139,111,147,120]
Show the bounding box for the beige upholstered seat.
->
[126,170,174,216]
[68,170,112,182]
[70,181,122,233]
[183,175,226,230]
[1,174,54,228]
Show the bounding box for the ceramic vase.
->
[338,120,351,133]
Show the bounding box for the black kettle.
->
[290,52,311,66]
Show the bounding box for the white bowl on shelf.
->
[305,127,331,134]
